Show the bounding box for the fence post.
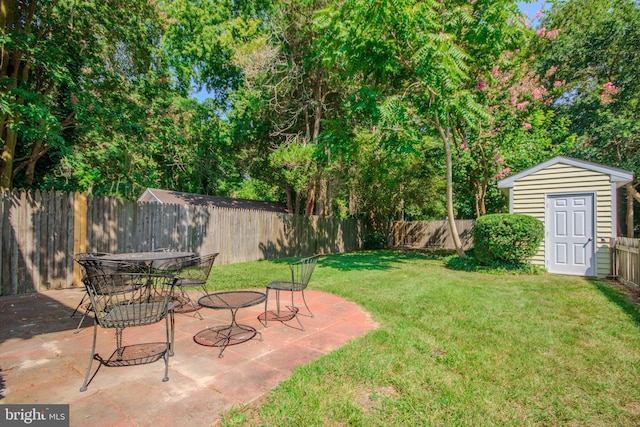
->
[392,221,404,248]
[72,192,87,286]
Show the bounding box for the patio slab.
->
[0,287,378,426]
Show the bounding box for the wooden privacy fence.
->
[611,237,640,291]
[1,190,363,295]
[392,220,475,249]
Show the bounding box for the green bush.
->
[474,214,544,265]
[363,231,387,250]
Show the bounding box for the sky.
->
[517,1,550,26]
[193,1,551,102]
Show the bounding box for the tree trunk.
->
[315,176,326,216]
[305,182,315,217]
[327,177,334,217]
[14,122,51,185]
[295,190,301,216]
[0,126,17,189]
[437,118,466,258]
[625,182,639,237]
[349,178,357,216]
[285,186,293,214]
[475,181,487,218]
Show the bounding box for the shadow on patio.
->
[0,287,377,426]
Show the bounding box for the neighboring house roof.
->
[498,156,634,189]
[138,188,288,213]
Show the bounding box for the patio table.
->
[100,251,195,271]
[194,291,266,358]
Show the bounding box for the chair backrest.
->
[176,253,219,284]
[289,254,320,290]
[83,272,175,328]
[74,253,109,278]
[76,257,147,278]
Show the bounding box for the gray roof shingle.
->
[138,188,288,213]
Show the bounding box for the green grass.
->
[213,250,640,426]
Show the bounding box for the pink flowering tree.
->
[321,0,530,257]
[533,0,640,236]
[454,47,572,218]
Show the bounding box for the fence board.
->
[612,237,640,291]
[392,220,475,250]
[3,191,489,296]
[1,190,364,295]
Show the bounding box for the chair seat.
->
[266,280,307,292]
[165,253,218,320]
[262,255,320,331]
[79,272,176,391]
[175,278,206,288]
[103,303,168,327]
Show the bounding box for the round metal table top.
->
[199,291,266,310]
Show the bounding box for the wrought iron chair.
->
[155,253,219,319]
[79,272,176,392]
[73,255,148,332]
[72,253,110,331]
[261,254,320,331]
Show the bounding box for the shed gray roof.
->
[497,156,634,189]
[138,188,288,213]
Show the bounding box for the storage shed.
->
[138,188,288,213]
[497,156,633,277]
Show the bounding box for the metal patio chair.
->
[73,255,148,332]
[157,253,219,320]
[261,254,320,331]
[71,253,109,318]
[79,272,176,392]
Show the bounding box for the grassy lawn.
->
[209,250,640,426]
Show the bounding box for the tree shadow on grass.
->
[319,249,453,272]
[590,278,640,328]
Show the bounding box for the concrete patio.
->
[0,287,377,426]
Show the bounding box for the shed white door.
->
[546,193,595,276]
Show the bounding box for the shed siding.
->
[512,163,612,277]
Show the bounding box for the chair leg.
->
[115,328,124,360]
[70,292,88,317]
[178,286,204,320]
[179,286,203,320]
[275,289,282,315]
[80,322,98,392]
[162,315,170,382]
[73,293,92,334]
[262,288,270,327]
[169,310,175,357]
[300,290,314,318]
[290,290,305,331]
[74,310,89,334]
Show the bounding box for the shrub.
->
[474,214,544,265]
[363,231,387,250]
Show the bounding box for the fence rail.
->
[391,220,475,249]
[611,237,640,291]
[1,190,363,295]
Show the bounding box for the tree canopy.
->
[1,0,639,236]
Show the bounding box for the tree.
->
[318,0,528,256]
[0,0,162,189]
[535,0,640,236]
[455,49,573,218]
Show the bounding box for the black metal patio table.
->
[194,291,266,358]
[100,251,195,271]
